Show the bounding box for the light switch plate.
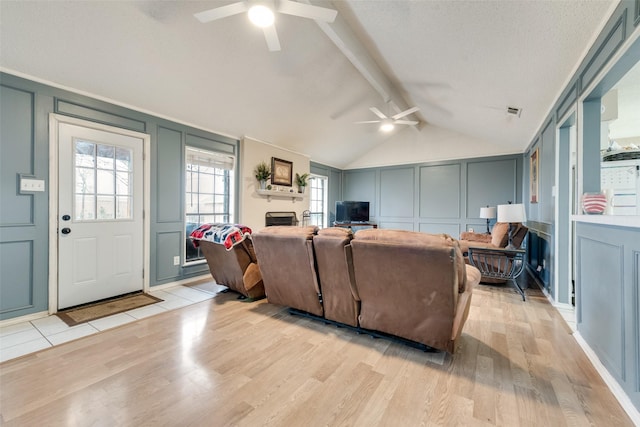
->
[20,176,46,192]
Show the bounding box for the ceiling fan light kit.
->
[248,4,275,28]
[355,105,420,132]
[380,119,395,132]
[195,0,338,52]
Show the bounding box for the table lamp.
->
[479,206,496,234]
[497,203,526,249]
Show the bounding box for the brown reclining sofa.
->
[252,226,481,353]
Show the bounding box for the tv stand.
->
[333,222,377,229]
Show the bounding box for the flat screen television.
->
[335,201,370,223]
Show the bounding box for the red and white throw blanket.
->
[189,223,252,250]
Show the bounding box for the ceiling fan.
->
[355,106,420,132]
[194,0,338,52]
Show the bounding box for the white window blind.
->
[185,147,235,170]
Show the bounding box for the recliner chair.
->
[252,226,323,316]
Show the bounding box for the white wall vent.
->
[506,106,522,117]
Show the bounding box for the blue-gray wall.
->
[342,155,524,235]
[523,0,640,303]
[576,222,640,412]
[522,0,640,414]
[0,73,238,320]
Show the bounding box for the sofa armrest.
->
[459,231,491,243]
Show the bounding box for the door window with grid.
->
[185,147,235,263]
[308,175,328,228]
[74,139,133,221]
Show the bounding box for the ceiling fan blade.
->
[392,106,420,120]
[369,107,388,120]
[277,0,338,22]
[354,120,381,124]
[194,2,247,23]
[263,25,281,51]
[394,120,419,125]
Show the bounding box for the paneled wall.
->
[576,222,640,412]
[523,1,640,305]
[343,155,523,235]
[0,73,238,320]
[521,1,639,416]
[0,84,48,319]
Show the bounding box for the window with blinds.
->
[185,147,235,263]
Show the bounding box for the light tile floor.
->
[0,282,226,363]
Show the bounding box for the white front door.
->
[57,122,144,309]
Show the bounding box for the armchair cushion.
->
[490,223,510,247]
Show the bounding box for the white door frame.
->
[48,114,151,314]
[554,107,577,309]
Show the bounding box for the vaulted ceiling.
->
[0,0,616,169]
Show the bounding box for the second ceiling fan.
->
[194,0,338,52]
[356,106,420,132]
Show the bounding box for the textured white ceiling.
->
[0,0,617,168]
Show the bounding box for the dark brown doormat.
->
[56,292,163,326]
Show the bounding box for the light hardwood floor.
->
[0,280,634,426]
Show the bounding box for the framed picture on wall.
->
[271,157,293,186]
[530,148,539,203]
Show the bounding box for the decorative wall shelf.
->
[257,189,305,202]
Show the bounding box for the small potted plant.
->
[295,173,309,193]
[254,161,271,190]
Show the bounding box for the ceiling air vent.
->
[506,106,522,117]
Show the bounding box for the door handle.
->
[62,214,71,221]
[61,228,71,235]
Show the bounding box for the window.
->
[74,140,133,221]
[185,147,235,263]
[308,175,328,228]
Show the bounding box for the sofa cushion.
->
[355,228,452,245]
[490,222,510,247]
[511,224,528,248]
[317,227,353,238]
[257,225,317,238]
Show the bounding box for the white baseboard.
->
[573,332,640,425]
[0,311,49,328]
[551,301,574,310]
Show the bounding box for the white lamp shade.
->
[479,206,496,219]
[497,203,526,223]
